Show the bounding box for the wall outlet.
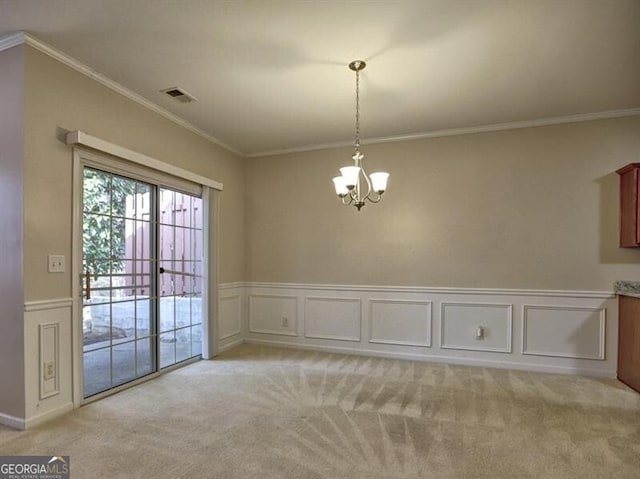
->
[282,317,289,327]
[44,361,55,380]
[48,255,65,273]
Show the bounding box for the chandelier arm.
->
[352,186,361,203]
[341,194,354,206]
[365,192,382,203]
[359,165,373,200]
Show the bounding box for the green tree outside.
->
[83,168,136,278]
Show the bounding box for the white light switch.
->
[48,255,65,273]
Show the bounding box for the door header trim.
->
[66,130,223,191]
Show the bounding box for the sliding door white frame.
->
[70,143,221,407]
[201,186,219,359]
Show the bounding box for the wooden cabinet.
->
[618,295,640,393]
[616,163,640,247]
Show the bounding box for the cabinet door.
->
[619,166,640,247]
[637,171,640,246]
[618,296,640,393]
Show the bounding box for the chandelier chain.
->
[355,67,360,150]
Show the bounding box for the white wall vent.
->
[160,87,197,103]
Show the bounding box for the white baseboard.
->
[0,412,26,430]
[218,337,244,354]
[244,338,616,377]
[24,402,74,429]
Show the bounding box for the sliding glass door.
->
[158,188,203,368]
[82,167,203,398]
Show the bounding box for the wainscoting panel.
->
[23,299,74,429]
[522,305,606,360]
[441,302,513,353]
[369,299,432,347]
[249,294,298,336]
[240,283,617,377]
[219,295,242,340]
[218,283,245,353]
[304,297,361,342]
[39,323,60,399]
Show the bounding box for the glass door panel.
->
[158,187,203,369]
[82,168,156,397]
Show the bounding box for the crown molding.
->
[0,31,26,51]
[4,31,639,160]
[0,31,244,157]
[247,107,640,158]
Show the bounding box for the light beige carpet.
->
[1,344,639,478]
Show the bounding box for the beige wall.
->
[0,45,26,418]
[246,116,640,290]
[23,46,245,301]
[18,43,639,297]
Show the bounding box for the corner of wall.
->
[0,42,26,424]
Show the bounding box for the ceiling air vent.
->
[160,87,197,103]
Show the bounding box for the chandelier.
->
[332,60,389,211]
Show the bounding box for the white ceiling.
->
[1,0,639,156]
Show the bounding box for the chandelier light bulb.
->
[340,166,361,189]
[332,176,349,197]
[370,172,389,193]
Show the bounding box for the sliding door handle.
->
[159,267,198,278]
